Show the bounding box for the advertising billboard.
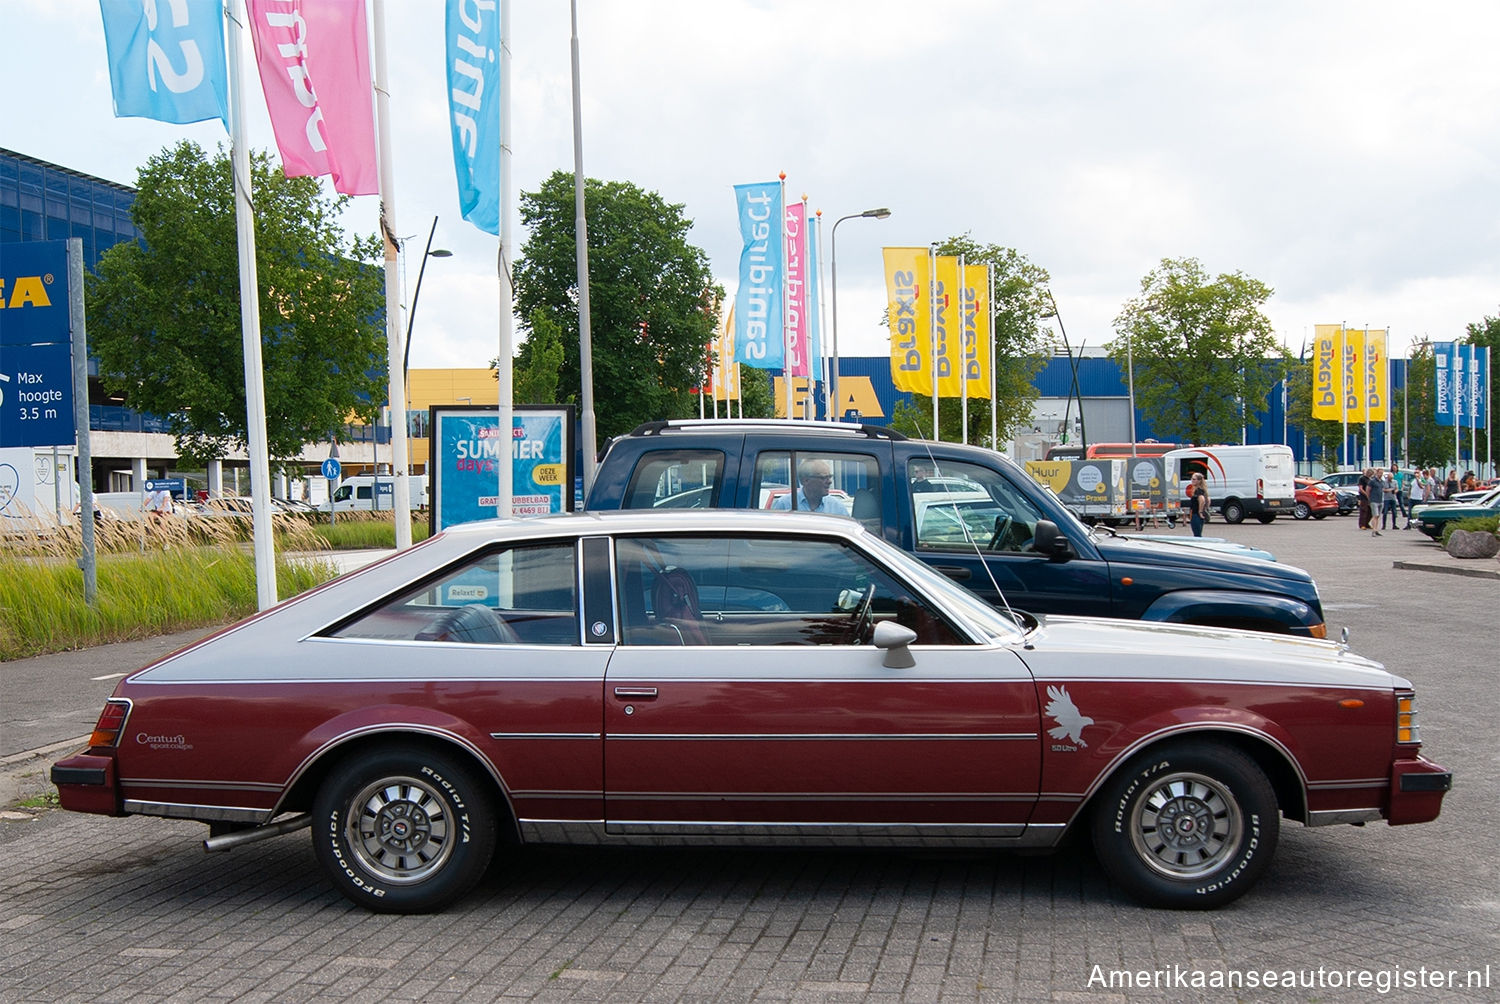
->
[429,405,574,533]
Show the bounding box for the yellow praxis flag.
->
[1342,329,1366,421]
[932,256,962,398]
[710,305,740,402]
[1311,323,1342,420]
[961,264,991,400]
[1362,328,1388,421]
[884,247,930,394]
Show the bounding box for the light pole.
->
[402,217,453,386]
[829,207,891,421]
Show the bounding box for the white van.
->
[329,475,429,513]
[1161,445,1296,523]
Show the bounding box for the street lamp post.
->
[1044,291,1087,452]
[402,217,453,386]
[829,207,891,421]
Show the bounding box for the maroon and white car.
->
[52,510,1451,912]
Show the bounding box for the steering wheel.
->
[846,583,877,644]
[988,515,1014,550]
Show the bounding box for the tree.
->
[1394,343,1453,468]
[514,171,720,439]
[886,236,1052,445]
[1110,257,1288,446]
[86,142,386,467]
[512,309,565,405]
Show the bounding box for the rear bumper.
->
[50,750,124,816]
[1388,756,1452,825]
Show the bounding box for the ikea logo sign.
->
[0,274,55,309]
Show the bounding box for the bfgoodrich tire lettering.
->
[1090,741,1278,909]
[313,744,496,913]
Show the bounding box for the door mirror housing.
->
[1030,520,1073,561]
[872,620,917,668]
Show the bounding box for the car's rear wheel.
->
[313,744,496,913]
[1090,741,1278,909]
[1292,502,1311,520]
[1221,500,1246,524]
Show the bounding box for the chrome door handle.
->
[613,687,658,699]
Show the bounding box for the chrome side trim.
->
[120,777,282,794]
[1306,778,1386,791]
[605,733,1038,742]
[490,733,602,741]
[604,791,1035,803]
[516,818,1068,848]
[124,799,267,824]
[1306,808,1383,826]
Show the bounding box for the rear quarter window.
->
[622,451,726,509]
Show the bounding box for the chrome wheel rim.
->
[346,774,455,884]
[1128,771,1242,880]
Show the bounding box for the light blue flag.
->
[733,182,783,370]
[99,0,228,127]
[446,0,502,235]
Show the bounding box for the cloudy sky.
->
[6,1,1498,369]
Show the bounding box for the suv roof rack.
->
[628,419,907,441]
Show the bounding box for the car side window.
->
[909,459,1044,554]
[621,450,724,509]
[329,541,578,645]
[752,451,881,531]
[614,534,961,647]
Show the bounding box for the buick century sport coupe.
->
[53,511,1450,912]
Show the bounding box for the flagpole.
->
[226,0,277,609]
[778,172,792,420]
[1339,323,1348,467]
[570,0,597,494]
[959,254,968,444]
[929,244,939,438]
[988,265,997,450]
[369,0,412,548]
[496,0,514,518]
[1363,322,1371,469]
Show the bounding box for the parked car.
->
[1314,479,1359,515]
[1293,477,1340,520]
[52,510,1450,913]
[1412,485,1500,540]
[1160,445,1297,523]
[588,420,1327,637]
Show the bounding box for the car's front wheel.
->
[313,744,497,913]
[1090,741,1279,909]
[1292,502,1311,520]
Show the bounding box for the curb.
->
[0,736,85,812]
[1392,559,1500,580]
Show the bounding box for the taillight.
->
[1396,692,1420,744]
[89,700,131,749]
[1256,478,1265,499]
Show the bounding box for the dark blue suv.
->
[586,420,1327,637]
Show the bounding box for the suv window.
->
[622,450,725,509]
[752,450,881,531]
[909,459,1044,554]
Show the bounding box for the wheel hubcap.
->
[347,775,454,884]
[1129,771,1241,880]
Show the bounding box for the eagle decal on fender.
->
[1045,685,1094,750]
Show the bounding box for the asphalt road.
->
[2,518,1496,1001]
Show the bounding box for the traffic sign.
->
[0,342,74,448]
[321,457,341,480]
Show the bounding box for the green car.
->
[1413,485,1500,539]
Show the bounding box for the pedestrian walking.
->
[1367,468,1385,537]
[1357,468,1373,530]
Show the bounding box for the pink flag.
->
[784,202,810,378]
[246,0,377,196]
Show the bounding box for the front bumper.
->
[1388,756,1453,825]
[50,749,123,816]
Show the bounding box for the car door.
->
[602,532,1041,840]
[904,455,1113,617]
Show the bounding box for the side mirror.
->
[872,620,917,668]
[1030,519,1073,561]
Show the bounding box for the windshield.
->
[856,529,1026,645]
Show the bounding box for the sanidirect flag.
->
[884,247,929,394]
[784,202,811,377]
[961,264,991,400]
[246,0,378,196]
[1311,323,1341,420]
[99,0,229,127]
[446,0,502,234]
[732,182,783,370]
[805,216,822,375]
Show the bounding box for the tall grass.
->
[1,509,341,661]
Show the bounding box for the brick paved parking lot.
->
[3,516,1496,1001]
